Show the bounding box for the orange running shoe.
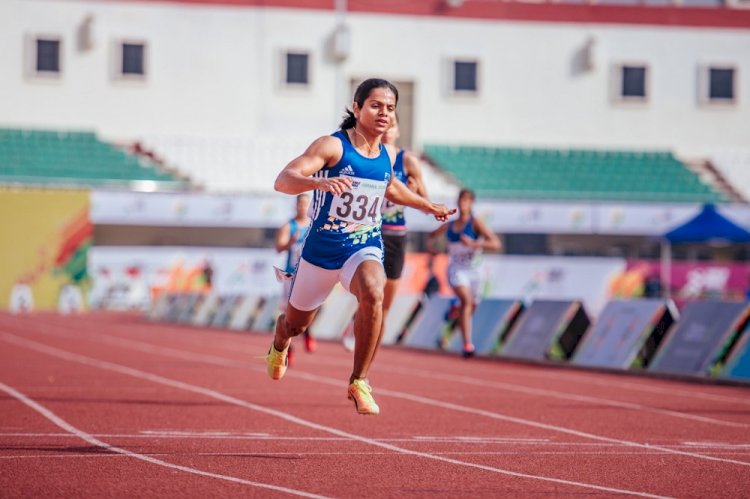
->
[265,343,289,380]
[347,379,380,415]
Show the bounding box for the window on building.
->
[35,38,61,74]
[612,63,648,103]
[709,67,735,101]
[453,60,478,93]
[285,52,309,86]
[621,65,647,99]
[122,43,145,76]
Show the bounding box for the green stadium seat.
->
[0,127,188,189]
[423,143,725,203]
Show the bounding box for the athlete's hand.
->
[429,203,456,222]
[317,176,352,196]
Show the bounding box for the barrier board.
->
[500,300,590,361]
[446,299,523,355]
[209,295,244,329]
[650,301,750,376]
[308,287,358,340]
[402,296,453,349]
[250,295,280,333]
[573,299,676,369]
[191,294,221,327]
[228,295,262,331]
[382,293,422,345]
[722,326,750,382]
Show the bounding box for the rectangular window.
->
[709,68,735,100]
[112,40,147,81]
[699,65,737,106]
[453,60,478,93]
[36,39,60,73]
[612,63,649,104]
[122,43,145,76]
[621,66,646,98]
[285,52,309,85]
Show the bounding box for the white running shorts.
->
[447,263,481,299]
[288,246,384,312]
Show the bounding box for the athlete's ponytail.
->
[338,78,399,130]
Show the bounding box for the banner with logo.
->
[1,189,91,311]
[88,246,285,310]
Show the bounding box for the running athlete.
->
[268,78,454,415]
[274,193,316,355]
[428,189,501,358]
[341,118,427,352]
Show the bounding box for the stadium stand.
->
[0,128,189,190]
[139,135,459,196]
[423,145,729,203]
[705,148,750,202]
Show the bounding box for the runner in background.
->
[274,193,314,365]
[428,189,501,357]
[341,117,428,352]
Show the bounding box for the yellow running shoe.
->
[266,343,289,380]
[347,379,380,415]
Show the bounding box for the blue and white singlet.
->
[301,130,392,270]
[446,216,481,268]
[284,218,310,274]
[381,149,407,235]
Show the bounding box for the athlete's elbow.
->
[274,176,294,195]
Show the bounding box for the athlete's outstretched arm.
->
[385,177,455,221]
[464,217,502,251]
[425,222,450,253]
[274,136,353,196]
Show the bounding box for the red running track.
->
[1,311,749,498]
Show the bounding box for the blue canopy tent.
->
[661,204,750,297]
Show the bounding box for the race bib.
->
[449,243,479,267]
[329,177,386,226]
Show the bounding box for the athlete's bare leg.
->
[347,260,386,382]
[452,285,474,347]
[273,305,318,352]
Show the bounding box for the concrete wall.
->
[1,0,748,150]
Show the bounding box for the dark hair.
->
[339,78,399,130]
[458,188,475,201]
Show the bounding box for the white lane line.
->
[16,326,750,468]
[0,382,328,499]
[371,364,749,428]
[20,318,749,428]
[2,450,749,461]
[9,314,746,407]
[3,432,750,452]
[506,370,750,407]
[0,332,669,499]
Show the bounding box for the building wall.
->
[1,0,748,150]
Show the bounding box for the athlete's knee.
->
[277,313,307,338]
[357,280,384,309]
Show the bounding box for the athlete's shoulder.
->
[306,134,345,166]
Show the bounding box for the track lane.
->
[5,314,750,498]
[0,319,674,498]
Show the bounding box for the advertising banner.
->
[88,246,284,310]
[1,189,91,311]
